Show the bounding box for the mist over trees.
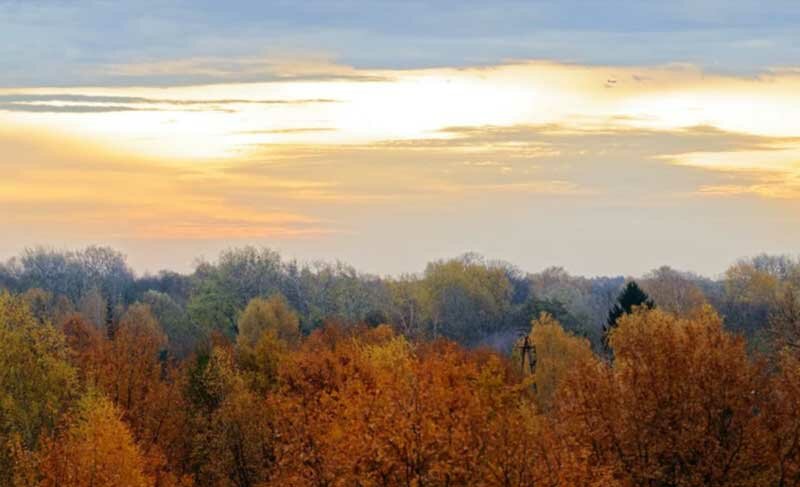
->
[2,246,800,485]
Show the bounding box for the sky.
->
[2,1,800,277]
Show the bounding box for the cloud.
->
[0,94,338,105]
[419,180,583,195]
[6,61,800,160]
[430,124,800,153]
[0,93,338,114]
[697,184,800,199]
[238,127,337,135]
[0,103,149,113]
[94,57,391,86]
[233,122,800,204]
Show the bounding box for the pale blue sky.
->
[2,1,800,86]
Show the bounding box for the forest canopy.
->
[1,246,800,486]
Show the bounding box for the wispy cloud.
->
[95,57,391,86]
[697,179,800,199]
[238,127,338,135]
[0,94,338,105]
[0,93,338,114]
[419,180,583,195]
[0,103,149,113]
[429,124,800,153]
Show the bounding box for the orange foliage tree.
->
[38,392,151,487]
[61,304,191,486]
[268,324,561,486]
[9,286,800,486]
[555,307,772,486]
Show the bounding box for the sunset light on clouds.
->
[2,1,800,276]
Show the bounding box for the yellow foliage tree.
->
[761,351,800,485]
[237,294,300,348]
[38,392,151,487]
[236,295,300,394]
[556,307,771,486]
[75,303,190,486]
[0,292,77,484]
[767,285,800,354]
[518,312,595,410]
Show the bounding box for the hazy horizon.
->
[1,242,790,282]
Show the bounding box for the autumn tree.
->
[77,302,191,484]
[37,392,151,487]
[516,312,595,410]
[234,295,300,394]
[19,288,76,329]
[237,294,300,348]
[201,384,273,487]
[60,313,106,384]
[185,343,274,487]
[21,288,55,324]
[269,324,559,486]
[761,351,800,486]
[97,304,166,422]
[641,266,708,317]
[0,292,77,484]
[721,255,800,335]
[557,307,771,486]
[767,285,800,355]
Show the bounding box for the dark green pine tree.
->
[603,281,654,351]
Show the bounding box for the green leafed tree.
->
[141,290,200,358]
[423,254,513,344]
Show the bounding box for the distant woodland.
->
[1,246,800,486]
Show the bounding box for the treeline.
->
[2,280,800,485]
[1,246,798,353]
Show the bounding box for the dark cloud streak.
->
[0,103,148,113]
[0,94,338,105]
[0,94,338,114]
